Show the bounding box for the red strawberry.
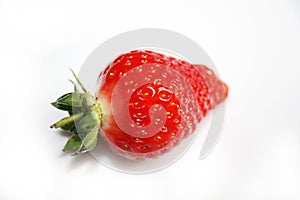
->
[50,50,228,159]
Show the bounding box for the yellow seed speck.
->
[137,112,142,116]
[134,102,139,105]
[178,124,183,127]
[129,80,133,84]
[156,118,161,122]
[161,126,167,131]
[166,111,171,115]
[154,104,159,108]
[135,138,140,141]
[129,56,133,58]
[152,69,156,73]
[144,92,149,96]
[173,119,180,123]
[162,74,167,78]
[171,132,176,136]
[170,102,176,105]
[138,68,143,72]
[109,72,115,76]
[141,146,148,149]
[161,93,166,98]
[156,136,162,140]
[124,144,129,148]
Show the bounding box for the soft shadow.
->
[57,130,72,138]
[69,153,100,170]
[59,151,101,170]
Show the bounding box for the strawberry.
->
[50,50,228,159]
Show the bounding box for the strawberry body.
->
[96,50,228,159]
[51,50,228,159]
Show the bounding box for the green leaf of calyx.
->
[60,120,78,134]
[69,68,87,93]
[75,108,100,134]
[63,134,82,152]
[68,79,79,92]
[50,69,103,156]
[51,92,95,112]
[73,125,99,155]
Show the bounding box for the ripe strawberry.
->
[50,50,228,159]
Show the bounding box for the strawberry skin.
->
[96,50,228,159]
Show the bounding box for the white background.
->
[1,0,300,199]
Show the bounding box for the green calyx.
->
[50,69,102,156]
